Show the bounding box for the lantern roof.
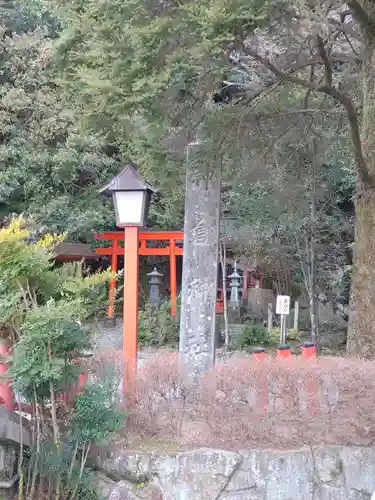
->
[229,270,241,279]
[147,267,163,278]
[99,163,156,197]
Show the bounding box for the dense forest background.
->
[2,0,375,353]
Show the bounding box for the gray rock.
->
[220,493,263,500]
[98,448,241,500]
[96,472,117,499]
[108,481,163,500]
[315,485,347,500]
[226,464,256,491]
[95,445,375,500]
[312,448,344,485]
[250,448,315,500]
[154,449,241,500]
[340,446,375,495]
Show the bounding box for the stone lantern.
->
[147,268,163,307]
[229,267,241,309]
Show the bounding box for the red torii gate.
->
[94,231,183,317]
[94,230,260,318]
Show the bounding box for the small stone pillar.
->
[147,268,163,307]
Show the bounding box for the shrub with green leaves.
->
[0,217,123,499]
[138,299,179,347]
[234,321,270,349]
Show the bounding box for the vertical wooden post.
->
[280,314,287,344]
[293,300,299,331]
[107,239,118,321]
[170,238,177,316]
[267,303,273,333]
[243,263,248,301]
[123,226,139,402]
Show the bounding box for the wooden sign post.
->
[276,295,291,345]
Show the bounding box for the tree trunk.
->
[347,190,375,356]
[347,35,375,357]
[219,242,229,350]
[309,137,319,352]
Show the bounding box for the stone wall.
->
[94,445,375,499]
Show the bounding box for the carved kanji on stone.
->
[179,140,221,384]
[192,218,209,245]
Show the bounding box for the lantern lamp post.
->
[100,164,156,400]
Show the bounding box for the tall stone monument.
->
[179,139,221,383]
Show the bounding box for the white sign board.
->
[276,295,290,315]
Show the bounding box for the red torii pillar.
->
[0,339,15,410]
[169,238,177,316]
[108,239,118,322]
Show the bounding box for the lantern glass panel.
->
[113,190,146,226]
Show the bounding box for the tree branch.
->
[328,17,362,42]
[244,46,332,93]
[347,0,375,37]
[317,35,333,86]
[253,108,342,118]
[243,46,373,188]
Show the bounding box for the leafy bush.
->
[138,300,179,347]
[268,327,300,343]
[71,384,124,443]
[0,217,122,499]
[235,323,300,350]
[234,321,269,349]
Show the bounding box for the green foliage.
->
[268,327,300,343]
[235,323,299,349]
[0,218,110,340]
[46,0,284,125]
[1,218,110,398]
[138,300,179,347]
[0,22,122,241]
[34,439,106,500]
[74,470,102,500]
[234,321,269,349]
[11,313,89,398]
[71,383,124,443]
[44,0,354,290]
[0,218,120,498]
